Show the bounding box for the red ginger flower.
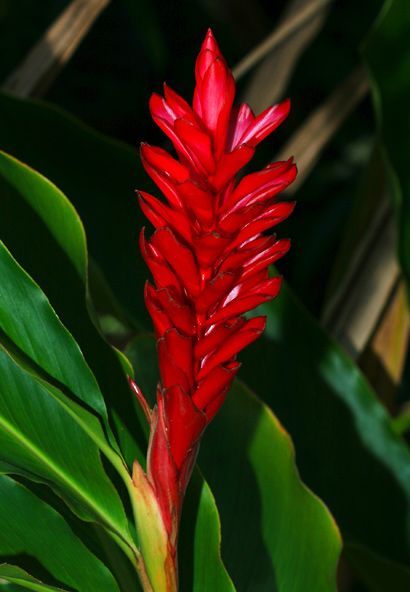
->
[130,29,296,588]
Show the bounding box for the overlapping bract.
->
[135,29,296,543]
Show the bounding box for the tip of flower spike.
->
[200,27,222,57]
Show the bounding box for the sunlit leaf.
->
[0,149,146,468]
[240,283,410,583]
[0,345,133,556]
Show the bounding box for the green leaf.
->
[200,381,341,592]
[126,335,341,591]
[239,283,410,577]
[0,148,146,468]
[179,473,236,592]
[362,0,410,296]
[0,92,148,329]
[0,345,133,556]
[0,565,68,591]
[0,236,106,419]
[0,475,120,592]
[0,237,136,482]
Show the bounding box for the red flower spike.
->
[131,29,296,591]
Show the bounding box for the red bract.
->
[131,28,296,585]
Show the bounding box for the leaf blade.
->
[0,344,132,555]
[240,283,410,577]
[0,147,146,469]
[0,476,120,592]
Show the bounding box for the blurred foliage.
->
[362,0,410,299]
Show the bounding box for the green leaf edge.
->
[0,565,69,592]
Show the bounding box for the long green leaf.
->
[0,345,132,555]
[0,476,120,592]
[239,284,410,579]
[0,237,136,481]
[200,381,341,592]
[179,473,236,592]
[0,92,147,328]
[0,149,146,468]
[0,565,68,591]
[0,236,106,419]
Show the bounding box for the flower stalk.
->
[130,29,296,591]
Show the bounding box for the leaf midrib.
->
[0,576,65,591]
[0,413,129,544]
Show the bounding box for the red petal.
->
[220,236,290,277]
[227,103,255,150]
[217,203,266,234]
[197,29,224,69]
[201,59,228,131]
[150,95,199,170]
[151,227,200,297]
[128,376,152,423]
[163,83,196,123]
[140,229,182,295]
[166,329,193,385]
[192,232,231,268]
[146,400,179,536]
[141,143,189,183]
[208,277,282,325]
[199,58,235,156]
[239,238,291,281]
[193,363,238,410]
[158,328,194,389]
[195,317,245,360]
[162,385,207,469]
[138,191,192,244]
[218,237,268,273]
[210,144,254,191]
[153,286,196,336]
[141,151,185,209]
[224,201,295,245]
[239,99,291,147]
[194,31,225,117]
[138,192,167,230]
[198,316,266,379]
[195,272,236,315]
[225,159,293,206]
[214,73,235,158]
[225,268,269,301]
[177,180,215,227]
[221,160,297,214]
[149,92,176,125]
[174,119,215,175]
[144,282,173,337]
